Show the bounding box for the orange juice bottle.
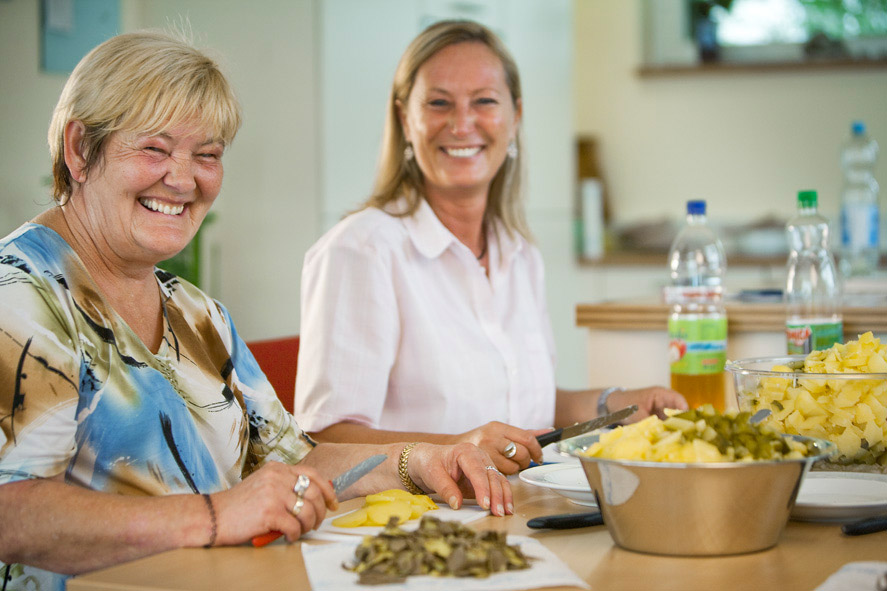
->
[666,201,728,411]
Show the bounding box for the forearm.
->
[553,387,599,427]
[297,442,416,499]
[309,421,458,446]
[0,479,211,575]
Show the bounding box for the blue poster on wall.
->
[42,0,120,74]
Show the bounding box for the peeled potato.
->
[365,489,415,504]
[366,499,411,526]
[331,507,368,528]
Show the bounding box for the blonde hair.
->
[48,30,242,203]
[364,20,530,240]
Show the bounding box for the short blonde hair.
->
[364,20,530,240]
[48,31,242,203]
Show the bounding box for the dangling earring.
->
[404,143,414,161]
[506,140,518,159]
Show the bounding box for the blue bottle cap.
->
[687,200,706,215]
[851,120,865,135]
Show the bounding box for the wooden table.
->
[67,477,886,591]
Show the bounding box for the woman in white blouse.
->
[294,20,686,474]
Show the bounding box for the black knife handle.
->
[841,516,887,536]
[535,428,564,448]
[527,511,604,530]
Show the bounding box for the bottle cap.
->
[797,190,817,208]
[851,120,865,136]
[687,200,706,215]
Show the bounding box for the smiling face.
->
[399,41,521,204]
[72,122,224,267]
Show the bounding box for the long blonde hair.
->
[363,20,530,240]
[48,30,242,203]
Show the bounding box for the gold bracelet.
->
[398,442,424,494]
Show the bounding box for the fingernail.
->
[506,502,513,514]
[496,503,504,515]
[448,496,459,509]
[482,496,490,510]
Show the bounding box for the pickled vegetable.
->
[344,515,531,584]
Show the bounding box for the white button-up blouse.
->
[293,197,556,434]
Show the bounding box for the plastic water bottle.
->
[666,200,728,411]
[785,190,843,354]
[839,121,880,276]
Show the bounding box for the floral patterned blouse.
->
[0,223,312,590]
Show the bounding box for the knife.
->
[841,515,887,536]
[527,511,604,530]
[251,453,387,547]
[536,405,638,448]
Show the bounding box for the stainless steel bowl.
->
[565,434,836,556]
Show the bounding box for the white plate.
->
[791,472,887,523]
[519,463,597,507]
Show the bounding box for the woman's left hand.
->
[609,386,688,421]
[404,442,513,517]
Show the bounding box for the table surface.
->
[66,474,887,591]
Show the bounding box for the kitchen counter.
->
[66,476,886,591]
[574,295,887,394]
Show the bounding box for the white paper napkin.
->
[302,535,589,591]
[306,504,489,541]
[814,561,887,591]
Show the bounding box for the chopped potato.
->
[739,332,887,466]
[332,489,439,528]
[581,406,817,463]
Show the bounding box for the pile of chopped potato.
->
[345,515,530,585]
[332,489,438,528]
[581,406,817,463]
[741,332,887,465]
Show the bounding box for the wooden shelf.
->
[638,57,887,77]
[578,251,785,268]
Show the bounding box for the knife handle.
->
[841,516,887,536]
[535,428,564,448]
[527,511,604,530]
[252,531,282,547]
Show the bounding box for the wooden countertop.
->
[576,297,887,334]
[67,476,886,591]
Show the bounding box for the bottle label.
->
[668,316,727,375]
[841,203,879,249]
[785,320,843,355]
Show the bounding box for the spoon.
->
[749,408,771,425]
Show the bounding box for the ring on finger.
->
[291,496,305,516]
[503,441,517,459]
[293,474,310,497]
[485,465,503,476]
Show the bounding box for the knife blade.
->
[252,453,388,547]
[536,405,638,448]
[527,511,604,530]
[841,515,887,536]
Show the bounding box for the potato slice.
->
[366,500,411,526]
[332,507,368,528]
[365,488,415,504]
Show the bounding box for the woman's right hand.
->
[211,462,338,545]
[458,422,549,474]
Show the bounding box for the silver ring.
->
[485,465,503,476]
[293,474,310,497]
[503,441,517,459]
[291,496,305,516]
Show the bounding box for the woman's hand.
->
[609,386,688,422]
[211,462,338,545]
[404,442,514,517]
[458,422,549,474]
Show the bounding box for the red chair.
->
[246,336,299,413]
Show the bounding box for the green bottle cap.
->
[797,190,817,208]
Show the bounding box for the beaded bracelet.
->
[201,494,217,548]
[398,442,424,494]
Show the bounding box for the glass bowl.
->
[726,355,887,467]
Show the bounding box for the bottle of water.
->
[785,190,843,354]
[839,120,880,276]
[666,200,728,411]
